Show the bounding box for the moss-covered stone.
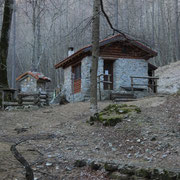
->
[74,159,87,167]
[109,172,129,180]
[90,161,101,171]
[99,114,123,126]
[135,107,141,113]
[160,170,178,180]
[119,164,136,176]
[136,168,152,178]
[130,175,146,180]
[89,113,99,122]
[151,168,161,179]
[104,163,118,172]
[89,104,141,126]
[92,161,179,180]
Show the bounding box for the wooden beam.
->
[130,76,159,79]
[101,56,144,60]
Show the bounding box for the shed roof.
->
[16,71,51,82]
[55,33,158,69]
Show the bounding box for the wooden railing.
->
[130,76,159,93]
[97,74,112,100]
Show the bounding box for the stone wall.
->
[20,76,37,93]
[63,57,148,102]
[63,66,72,102]
[63,56,104,102]
[81,56,91,97]
[37,82,46,92]
[113,58,148,91]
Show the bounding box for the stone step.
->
[112,95,135,99]
[111,93,135,100]
[113,98,137,102]
[111,92,134,96]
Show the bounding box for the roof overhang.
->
[55,34,158,69]
[16,72,51,82]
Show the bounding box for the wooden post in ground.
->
[155,79,158,93]
[98,75,101,101]
[46,93,49,106]
[108,75,111,90]
[131,77,134,93]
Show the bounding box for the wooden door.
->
[72,63,81,94]
[104,60,113,90]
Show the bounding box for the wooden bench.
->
[130,76,159,93]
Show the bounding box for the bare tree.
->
[11,0,16,88]
[114,0,119,31]
[175,0,180,60]
[90,0,100,114]
[4,0,180,89]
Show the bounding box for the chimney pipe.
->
[68,47,74,57]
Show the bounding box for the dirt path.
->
[0,95,179,179]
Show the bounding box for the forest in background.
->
[0,0,179,88]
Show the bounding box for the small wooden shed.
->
[55,33,158,102]
[16,71,51,93]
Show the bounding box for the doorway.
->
[104,60,114,90]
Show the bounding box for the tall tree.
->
[31,0,41,72]
[0,0,14,87]
[90,0,100,114]
[175,0,180,60]
[115,0,119,30]
[11,0,16,89]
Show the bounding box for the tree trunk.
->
[36,0,41,72]
[0,0,14,88]
[115,0,119,31]
[32,0,37,72]
[175,0,180,60]
[152,0,155,47]
[12,0,16,89]
[90,0,100,114]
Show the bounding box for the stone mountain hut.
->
[16,71,51,93]
[55,34,158,102]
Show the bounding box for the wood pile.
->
[18,92,49,106]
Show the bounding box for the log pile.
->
[18,92,49,106]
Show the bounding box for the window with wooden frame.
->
[72,63,81,93]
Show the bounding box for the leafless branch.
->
[100,0,127,39]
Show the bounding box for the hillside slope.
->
[155,61,180,94]
[0,95,180,179]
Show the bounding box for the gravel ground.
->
[0,95,179,180]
